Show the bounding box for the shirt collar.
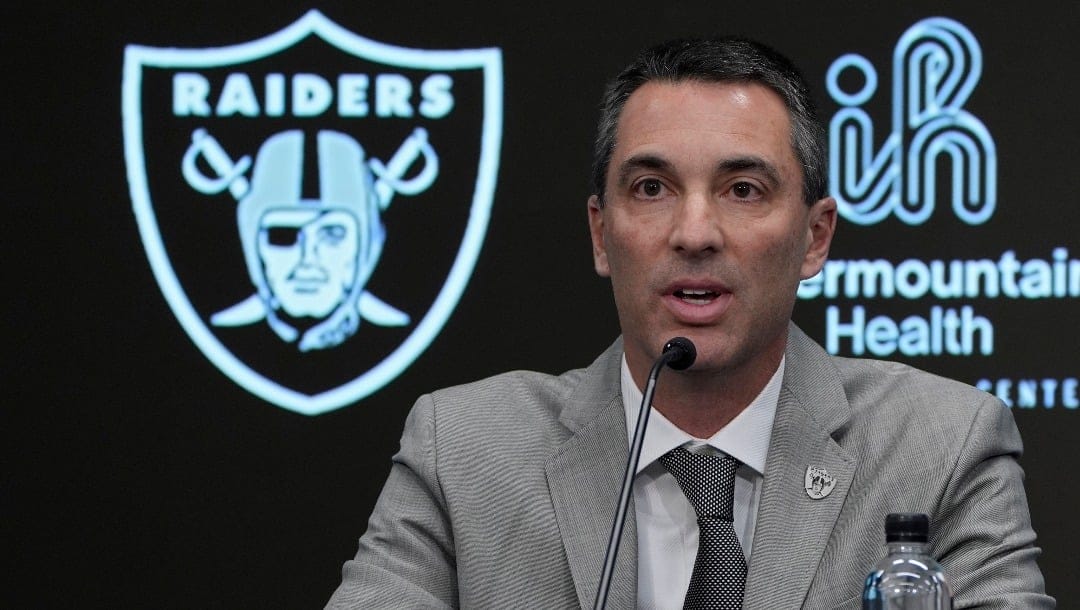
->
[621,354,782,477]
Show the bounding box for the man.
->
[327,38,1052,608]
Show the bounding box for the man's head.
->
[257,208,360,318]
[590,37,827,207]
[587,37,836,389]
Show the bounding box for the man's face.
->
[257,208,360,318]
[588,81,835,382]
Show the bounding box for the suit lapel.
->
[544,327,854,608]
[743,325,856,608]
[545,341,638,609]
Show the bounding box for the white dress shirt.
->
[621,356,783,610]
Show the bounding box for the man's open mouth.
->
[674,288,720,305]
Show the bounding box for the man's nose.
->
[297,228,321,266]
[668,190,723,257]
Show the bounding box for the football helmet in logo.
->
[208,129,427,351]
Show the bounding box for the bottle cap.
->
[885,512,929,542]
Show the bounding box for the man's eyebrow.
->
[614,154,673,187]
[614,154,784,189]
[717,156,783,188]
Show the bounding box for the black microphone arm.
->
[592,337,696,610]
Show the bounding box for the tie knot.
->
[659,446,739,520]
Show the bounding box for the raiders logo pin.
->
[805,465,837,499]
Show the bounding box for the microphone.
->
[593,337,697,610]
[662,336,697,371]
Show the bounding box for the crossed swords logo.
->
[180,126,438,350]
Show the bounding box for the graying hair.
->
[590,37,826,206]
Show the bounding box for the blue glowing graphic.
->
[193,128,433,351]
[826,17,996,225]
[123,11,503,415]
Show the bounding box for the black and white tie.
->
[659,446,746,610]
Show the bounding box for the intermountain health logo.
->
[826,17,996,226]
[809,17,1080,410]
[122,10,503,415]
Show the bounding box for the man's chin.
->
[276,301,341,329]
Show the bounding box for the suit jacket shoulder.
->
[327,340,635,609]
[761,325,1053,609]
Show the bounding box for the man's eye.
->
[319,225,347,242]
[635,178,665,198]
[731,182,759,199]
[265,227,300,246]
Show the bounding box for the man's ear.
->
[800,196,837,279]
[587,194,610,277]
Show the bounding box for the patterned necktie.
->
[659,446,746,610]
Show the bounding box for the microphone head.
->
[662,337,697,371]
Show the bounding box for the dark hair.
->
[590,37,826,205]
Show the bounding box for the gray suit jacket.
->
[327,325,1052,609]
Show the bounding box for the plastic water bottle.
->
[863,513,953,609]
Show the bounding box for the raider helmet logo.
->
[123,11,503,415]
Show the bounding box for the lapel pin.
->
[805,465,837,499]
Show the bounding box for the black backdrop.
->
[7,1,1078,606]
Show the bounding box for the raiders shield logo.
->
[122,10,503,415]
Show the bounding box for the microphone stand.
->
[592,338,694,610]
